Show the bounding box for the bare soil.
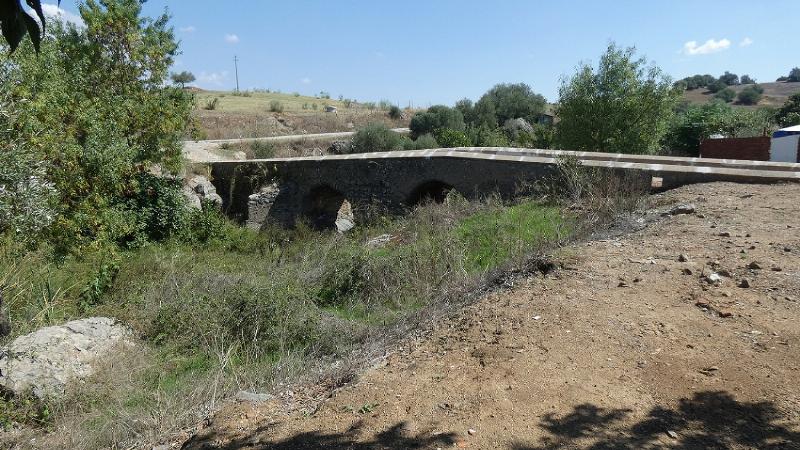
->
[180,182,800,449]
[682,81,800,108]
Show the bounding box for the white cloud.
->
[180,26,196,33]
[682,38,731,56]
[224,34,240,44]
[37,3,84,27]
[301,77,312,85]
[740,37,754,47]
[197,71,229,87]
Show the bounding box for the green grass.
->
[0,197,569,447]
[194,90,357,115]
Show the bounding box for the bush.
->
[740,75,756,85]
[409,105,465,138]
[434,129,471,148]
[714,88,736,103]
[706,80,727,93]
[414,133,439,149]
[250,140,276,159]
[269,100,284,113]
[473,83,547,128]
[788,67,800,83]
[737,85,763,105]
[776,93,800,127]
[349,123,405,153]
[203,97,219,110]
[388,105,402,119]
[2,0,193,255]
[467,125,510,147]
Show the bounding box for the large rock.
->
[0,317,132,399]
[184,175,222,209]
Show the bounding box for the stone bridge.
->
[206,147,800,230]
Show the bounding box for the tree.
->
[170,71,196,88]
[737,85,764,105]
[740,74,756,84]
[2,0,193,253]
[775,93,800,127]
[409,105,465,138]
[714,88,736,103]
[719,71,739,86]
[788,67,800,83]
[473,83,547,128]
[555,43,680,154]
[706,80,727,94]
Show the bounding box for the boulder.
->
[503,118,534,141]
[185,175,222,209]
[0,317,132,399]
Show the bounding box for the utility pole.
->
[234,55,240,93]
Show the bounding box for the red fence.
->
[700,137,771,161]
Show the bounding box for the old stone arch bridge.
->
[206,147,800,231]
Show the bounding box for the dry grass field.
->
[682,81,800,109]
[190,90,411,140]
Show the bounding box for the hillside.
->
[190,90,410,140]
[682,81,800,109]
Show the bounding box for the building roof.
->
[774,125,800,138]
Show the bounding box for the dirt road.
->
[182,182,800,449]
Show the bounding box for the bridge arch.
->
[301,185,353,231]
[406,180,457,206]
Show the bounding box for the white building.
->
[770,125,800,163]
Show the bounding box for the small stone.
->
[633,277,642,283]
[784,247,792,253]
[771,267,783,272]
[682,268,693,275]
[718,231,731,237]
[533,316,542,321]
[695,300,710,309]
[738,279,751,289]
[468,429,477,436]
[678,254,689,262]
[705,273,722,285]
[718,310,733,318]
[618,281,629,288]
[697,214,706,219]
[747,262,762,270]
[717,269,733,278]
[666,430,678,439]
[669,204,695,216]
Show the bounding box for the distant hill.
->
[682,81,800,109]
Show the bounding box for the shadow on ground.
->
[512,391,800,449]
[181,420,457,450]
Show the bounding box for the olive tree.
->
[555,43,680,154]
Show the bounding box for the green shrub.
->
[776,93,800,126]
[269,100,284,113]
[737,85,763,105]
[434,129,471,148]
[473,83,547,127]
[388,105,402,119]
[414,133,439,149]
[409,105,465,138]
[203,97,218,110]
[2,1,193,255]
[250,140,276,159]
[467,125,509,147]
[706,80,727,93]
[350,123,405,153]
[714,87,736,103]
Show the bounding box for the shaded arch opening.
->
[407,180,456,206]
[301,185,353,231]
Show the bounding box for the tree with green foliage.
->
[663,102,775,156]
[714,88,736,103]
[409,105,465,138]
[388,105,402,119]
[349,123,405,153]
[2,0,193,254]
[555,43,680,154]
[706,80,727,94]
[719,71,739,86]
[788,67,800,83]
[0,0,52,52]
[740,74,756,84]
[775,93,800,127]
[737,85,764,105]
[170,71,196,88]
[473,83,546,128]
[434,128,471,148]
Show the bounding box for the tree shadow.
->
[181,420,457,450]
[512,391,800,450]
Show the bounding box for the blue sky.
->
[46,1,800,106]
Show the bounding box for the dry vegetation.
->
[190,90,411,140]
[682,81,800,108]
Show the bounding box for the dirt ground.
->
[181,182,800,450]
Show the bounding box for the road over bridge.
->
[204,147,800,230]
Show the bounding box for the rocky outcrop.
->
[0,317,132,399]
[184,175,223,209]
